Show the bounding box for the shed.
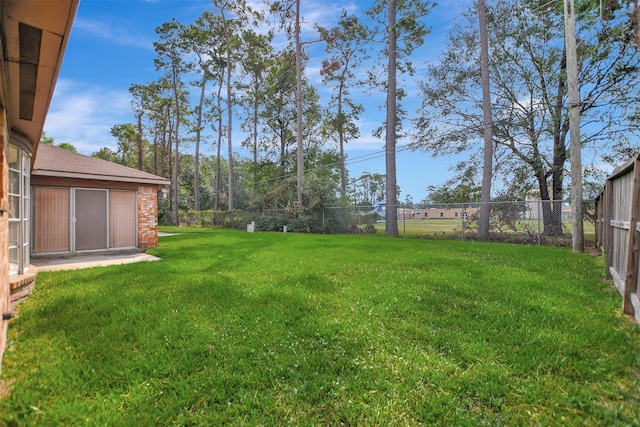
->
[31,144,169,255]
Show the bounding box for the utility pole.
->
[295,0,304,210]
[564,0,584,252]
[477,0,493,241]
[385,0,399,236]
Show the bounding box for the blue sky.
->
[43,0,470,203]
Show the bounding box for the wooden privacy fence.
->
[595,150,640,324]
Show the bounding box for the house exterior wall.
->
[406,208,479,220]
[138,185,159,249]
[31,176,139,190]
[0,108,9,373]
[31,180,163,253]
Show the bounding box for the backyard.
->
[0,228,639,425]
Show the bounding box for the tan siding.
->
[33,187,70,253]
[109,190,136,248]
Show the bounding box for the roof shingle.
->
[33,144,170,186]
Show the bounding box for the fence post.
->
[605,179,614,280]
[461,205,465,241]
[622,157,640,317]
[537,200,541,245]
[403,209,406,238]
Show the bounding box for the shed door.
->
[109,190,137,248]
[75,189,108,251]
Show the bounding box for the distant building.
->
[525,192,572,220]
[373,201,478,221]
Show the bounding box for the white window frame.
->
[8,144,30,276]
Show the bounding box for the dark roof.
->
[33,144,170,186]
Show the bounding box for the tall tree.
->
[366,0,435,236]
[154,19,189,225]
[268,0,307,210]
[129,83,154,171]
[355,172,387,206]
[146,78,174,178]
[110,123,137,166]
[212,0,260,221]
[183,17,211,211]
[220,2,236,220]
[413,0,640,235]
[183,12,229,211]
[385,0,398,236]
[261,50,297,176]
[238,29,274,195]
[318,11,368,198]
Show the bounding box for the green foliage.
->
[39,133,77,152]
[179,209,234,227]
[91,147,120,163]
[351,171,386,206]
[1,230,638,424]
[425,183,481,205]
[423,164,481,204]
[414,0,640,234]
[39,132,55,146]
[55,142,77,152]
[244,166,350,234]
[110,123,137,166]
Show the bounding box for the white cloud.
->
[73,17,155,49]
[44,79,133,155]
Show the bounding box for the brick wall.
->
[0,108,9,374]
[138,185,159,249]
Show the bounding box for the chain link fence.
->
[178,200,595,246]
[387,200,592,245]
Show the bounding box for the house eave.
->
[32,169,171,186]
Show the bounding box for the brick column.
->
[138,185,159,249]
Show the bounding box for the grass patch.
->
[1,228,639,425]
[380,219,596,242]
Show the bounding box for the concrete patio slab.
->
[32,252,161,272]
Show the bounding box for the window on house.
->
[439,212,444,218]
[8,145,30,275]
[455,212,459,218]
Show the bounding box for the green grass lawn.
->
[1,227,639,425]
[378,219,597,241]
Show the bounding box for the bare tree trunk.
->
[166,109,176,225]
[478,0,493,240]
[153,133,158,176]
[222,10,234,225]
[252,91,259,194]
[385,0,398,236]
[215,76,224,213]
[550,49,567,237]
[136,113,144,171]
[171,66,180,226]
[338,80,347,198]
[194,73,207,212]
